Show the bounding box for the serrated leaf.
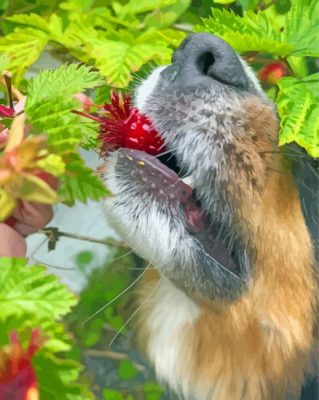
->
[0,28,48,83]
[0,258,77,320]
[26,65,102,153]
[0,314,71,353]
[85,33,171,87]
[35,351,94,400]
[26,64,103,109]
[277,74,319,158]
[58,152,109,204]
[197,0,319,57]
[197,8,292,55]
[5,13,50,33]
[27,96,83,151]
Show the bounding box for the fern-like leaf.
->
[197,0,319,57]
[84,32,171,87]
[26,64,103,109]
[0,258,77,321]
[59,152,109,205]
[277,74,319,158]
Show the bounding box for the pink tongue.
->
[183,198,209,233]
[118,148,209,233]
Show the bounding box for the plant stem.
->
[0,72,24,103]
[84,349,145,371]
[39,227,127,248]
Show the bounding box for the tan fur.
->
[136,98,316,399]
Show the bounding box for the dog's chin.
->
[102,68,250,301]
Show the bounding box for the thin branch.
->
[84,349,145,371]
[279,58,295,78]
[0,72,24,102]
[39,227,127,248]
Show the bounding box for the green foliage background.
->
[0,0,318,399]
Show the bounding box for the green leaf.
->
[0,53,10,71]
[59,152,109,204]
[144,0,191,28]
[60,0,95,12]
[26,65,102,153]
[0,258,77,320]
[102,389,124,400]
[26,64,103,109]
[116,0,177,17]
[197,8,292,55]
[143,382,164,400]
[118,360,138,380]
[37,154,66,177]
[237,0,259,10]
[35,351,95,400]
[85,32,171,87]
[214,0,235,3]
[5,13,51,33]
[0,28,49,83]
[197,0,319,57]
[277,74,319,158]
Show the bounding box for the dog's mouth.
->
[116,147,242,277]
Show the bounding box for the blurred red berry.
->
[259,62,286,84]
[73,91,165,157]
[0,329,45,400]
[0,105,14,118]
[74,93,93,112]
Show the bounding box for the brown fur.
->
[136,98,316,400]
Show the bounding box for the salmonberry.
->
[73,91,165,157]
[259,62,286,84]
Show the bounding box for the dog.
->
[103,33,317,400]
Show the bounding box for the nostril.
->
[197,52,215,76]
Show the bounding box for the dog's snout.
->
[166,33,249,90]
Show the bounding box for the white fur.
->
[146,277,200,399]
[134,66,165,111]
[134,66,166,112]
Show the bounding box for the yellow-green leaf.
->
[9,173,58,204]
[0,188,16,221]
[85,34,171,87]
[277,74,319,158]
[0,28,49,83]
[37,154,66,176]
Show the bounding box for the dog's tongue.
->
[118,148,208,233]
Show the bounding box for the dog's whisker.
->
[108,273,163,347]
[81,252,155,326]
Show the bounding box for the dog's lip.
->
[117,148,209,233]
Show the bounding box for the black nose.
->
[163,33,249,90]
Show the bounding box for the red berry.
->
[259,62,286,84]
[73,91,164,157]
[0,104,14,118]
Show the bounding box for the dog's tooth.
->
[181,175,194,188]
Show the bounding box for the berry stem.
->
[72,109,102,123]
